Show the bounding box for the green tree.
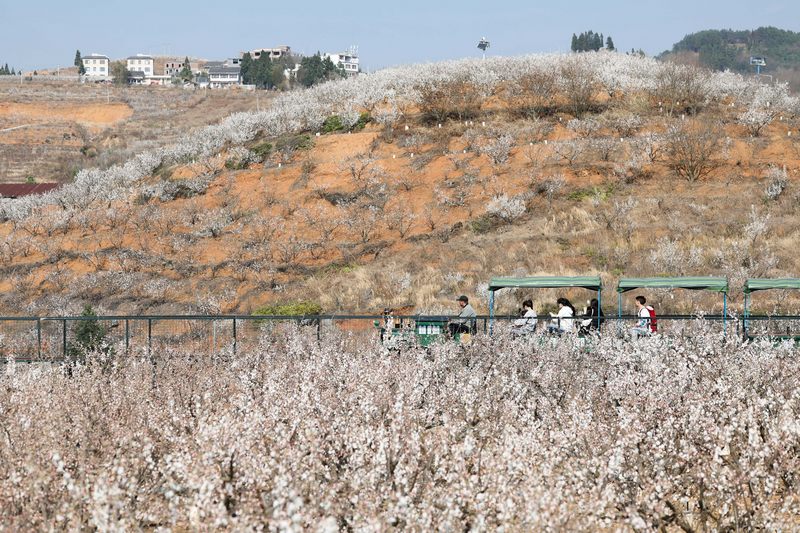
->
[571,34,578,52]
[297,53,324,87]
[67,305,114,363]
[74,49,85,75]
[297,53,345,87]
[270,61,286,89]
[179,56,193,81]
[240,52,253,84]
[606,36,615,51]
[110,60,129,86]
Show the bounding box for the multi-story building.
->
[324,48,360,76]
[82,54,109,78]
[126,54,154,77]
[245,46,291,60]
[208,66,241,88]
[164,59,189,77]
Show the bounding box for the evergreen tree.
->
[74,49,85,75]
[1,64,7,75]
[240,52,253,84]
[571,34,578,52]
[179,56,193,81]
[297,53,325,87]
[250,54,275,88]
[606,36,615,51]
[67,305,114,364]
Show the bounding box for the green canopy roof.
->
[617,277,728,293]
[744,278,800,293]
[489,276,602,291]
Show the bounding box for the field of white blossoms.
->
[1,329,799,530]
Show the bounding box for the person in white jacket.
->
[630,295,652,340]
[511,299,537,335]
[547,297,575,334]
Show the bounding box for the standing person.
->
[629,295,653,340]
[449,295,477,336]
[547,297,575,334]
[579,298,604,335]
[511,299,538,336]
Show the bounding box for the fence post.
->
[232,318,237,356]
[125,319,130,354]
[147,318,152,356]
[62,319,67,359]
[37,318,42,360]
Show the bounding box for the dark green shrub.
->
[224,158,249,170]
[352,112,372,131]
[67,305,114,363]
[251,141,273,160]
[322,115,345,133]
[253,301,323,316]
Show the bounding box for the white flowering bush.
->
[486,194,526,222]
[738,83,795,137]
[764,165,788,201]
[1,329,799,529]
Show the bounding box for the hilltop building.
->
[208,65,241,88]
[245,46,291,60]
[82,54,109,78]
[164,59,188,77]
[126,54,154,77]
[324,48,359,76]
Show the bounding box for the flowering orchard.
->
[1,330,799,529]
[1,53,795,224]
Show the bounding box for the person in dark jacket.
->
[579,298,604,335]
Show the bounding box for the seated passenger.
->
[579,298,604,335]
[547,297,575,335]
[511,299,537,336]
[449,295,477,336]
[629,295,656,340]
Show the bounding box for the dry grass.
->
[0,79,268,182]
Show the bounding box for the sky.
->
[0,0,798,72]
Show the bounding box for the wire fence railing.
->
[0,314,798,363]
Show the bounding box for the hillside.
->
[2,53,800,318]
[0,78,267,183]
[663,26,800,87]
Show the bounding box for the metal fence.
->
[0,314,797,363]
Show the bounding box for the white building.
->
[208,66,241,88]
[324,48,359,76]
[127,54,154,77]
[82,54,109,78]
